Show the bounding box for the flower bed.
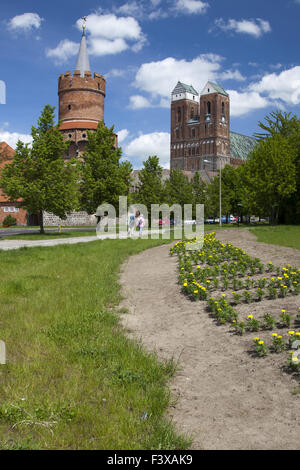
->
[170,232,300,375]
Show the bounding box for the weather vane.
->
[81,16,87,33]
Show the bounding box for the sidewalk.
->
[0,230,166,251]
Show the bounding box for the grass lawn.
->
[0,237,190,450]
[1,230,97,241]
[249,225,300,251]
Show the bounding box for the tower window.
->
[68,104,71,110]
[177,107,181,122]
[192,128,195,138]
[207,101,211,114]
[190,108,194,119]
[82,133,86,138]
[222,102,225,115]
[98,83,100,90]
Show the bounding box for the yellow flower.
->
[281,309,286,313]
[292,357,299,363]
[288,331,295,335]
[278,336,282,339]
[272,333,278,337]
[253,337,259,342]
[248,315,253,319]
[258,340,264,345]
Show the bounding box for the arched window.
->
[207,101,211,114]
[177,107,181,122]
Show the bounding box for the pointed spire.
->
[75,17,90,77]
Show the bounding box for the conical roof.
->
[75,27,90,77]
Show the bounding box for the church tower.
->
[170,80,231,172]
[58,20,106,158]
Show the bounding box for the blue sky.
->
[1,0,300,168]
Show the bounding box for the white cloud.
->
[227,90,271,116]
[219,69,246,81]
[173,0,209,15]
[8,13,43,32]
[46,39,79,64]
[78,14,142,41]
[134,54,223,102]
[47,13,146,63]
[128,95,154,109]
[76,13,146,55]
[150,0,162,6]
[89,37,129,56]
[213,18,271,38]
[117,129,130,144]
[124,132,170,168]
[249,66,300,105]
[0,130,32,149]
[105,68,127,78]
[114,1,144,18]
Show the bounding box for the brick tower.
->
[170,81,230,172]
[58,21,106,158]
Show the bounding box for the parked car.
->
[158,218,170,226]
[184,219,196,225]
[205,217,220,224]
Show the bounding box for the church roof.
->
[75,28,90,77]
[208,81,229,97]
[172,81,199,96]
[201,81,229,97]
[230,132,256,161]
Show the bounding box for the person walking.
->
[127,208,136,237]
[136,211,145,237]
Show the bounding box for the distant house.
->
[0,142,27,226]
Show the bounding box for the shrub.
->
[2,215,17,226]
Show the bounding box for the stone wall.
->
[43,211,97,226]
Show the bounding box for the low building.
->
[0,142,27,226]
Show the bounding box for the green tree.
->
[254,110,300,140]
[79,121,132,214]
[0,105,79,233]
[164,169,194,207]
[241,135,297,224]
[253,110,300,223]
[136,156,165,223]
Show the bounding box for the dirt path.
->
[120,229,300,450]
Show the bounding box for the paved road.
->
[0,230,165,251]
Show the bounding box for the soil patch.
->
[120,229,300,450]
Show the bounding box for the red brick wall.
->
[0,203,27,225]
[58,71,105,123]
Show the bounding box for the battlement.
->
[58,71,106,95]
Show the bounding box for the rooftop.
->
[230,132,256,161]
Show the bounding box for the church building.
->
[170,81,255,173]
